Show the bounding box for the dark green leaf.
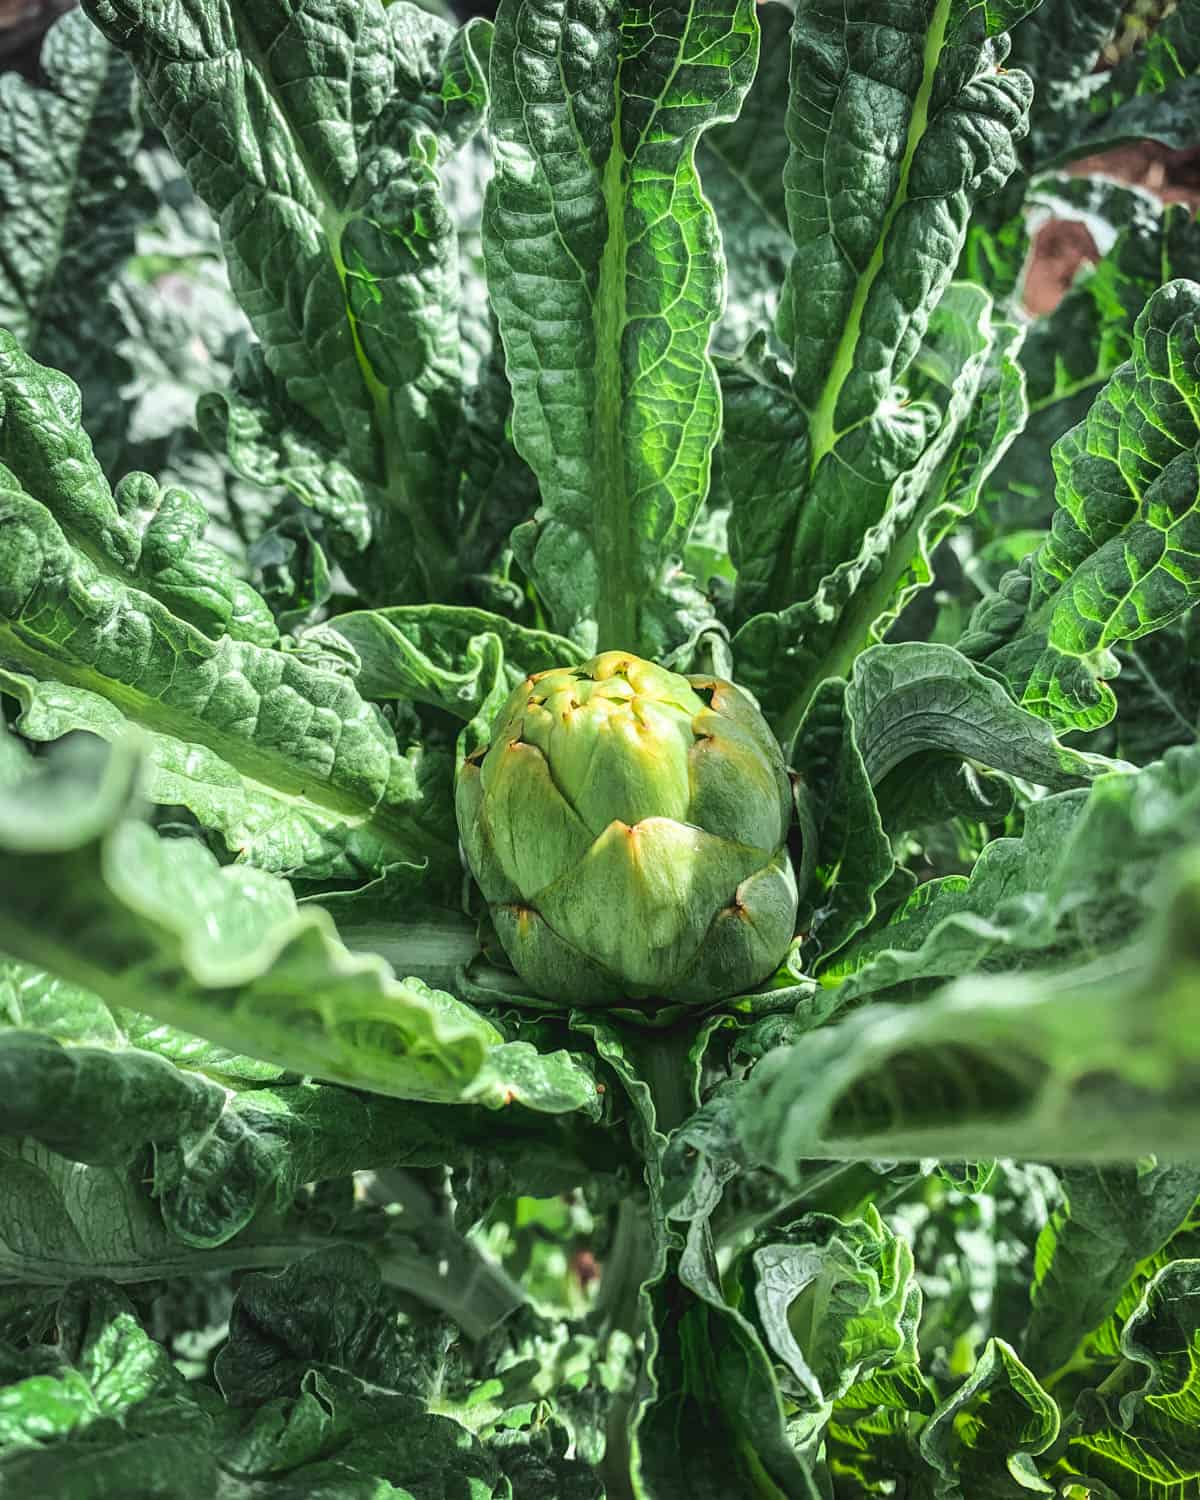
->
[967,280,1200,732]
[485,0,758,650]
[918,1337,1058,1496]
[1024,1163,1200,1377]
[0,741,598,1113]
[0,12,151,475]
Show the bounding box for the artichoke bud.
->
[456,652,799,1007]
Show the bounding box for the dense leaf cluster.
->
[2,0,1200,1494]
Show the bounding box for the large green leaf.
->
[0,741,599,1115]
[723,0,1032,637]
[733,287,1027,744]
[635,1222,828,1500]
[983,181,1200,538]
[1054,1259,1200,1497]
[965,280,1200,732]
[0,11,151,476]
[0,953,616,1269]
[918,1338,1058,1497]
[738,1207,926,1422]
[0,664,450,883]
[790,639,1111,961]
[0,1277,507,1496]
[0,338,457,879]
[738,837,1200,1166]
[1023,1164,1200,1377]
[734,744,1200,1167]
[838,642,1109,791]
[779,0,1029,523]
[483,0,758,652]
[700,1,793,354]
[818,748,1191,1012]
[0,334,275,647]
[84,0,490,602]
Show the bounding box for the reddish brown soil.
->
[1025,144,1200,315]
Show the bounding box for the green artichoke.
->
[456,652,799,1007]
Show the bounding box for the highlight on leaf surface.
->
[1,0,1200,1495]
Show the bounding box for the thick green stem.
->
[596,1027,699,1499]
[595,1196,658,1341]
[597,1198,657,1500]
[376,1229,526,1341]
[365,1168,527,1339]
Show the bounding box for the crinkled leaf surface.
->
[484,0,758,651]
[738,1205,925,1422]
[700,1,792,354]
[0,1275,507,1497]
[1053,1258,1200,1497]
[317,605,585,719]
[719,0,1034,740]
[741,841,1200,1166]
[0,741,599,1115]
[771,1,1031,598]
[0,11,151,476]
[732,284,1027,745]
[0,338,458,879]
[0,334,276,646]
[84,0,491,602]
[790,639,1111,961]
[918,1337,1058,1497]
[824,739,1200,1008]
[1023,1163,1200,1378]
[965,279,1200,732]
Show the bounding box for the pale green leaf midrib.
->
[227,5,463,596]
[595,111,635,652]
[774,0,955,608]
[0,624,416,844]
[1029,366,1108,416]
[803,0,956,463]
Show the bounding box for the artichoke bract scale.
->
[456,653,799,1006]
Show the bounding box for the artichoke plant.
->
[456,652,799,1007]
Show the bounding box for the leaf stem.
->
[595,110,637,653]
[596,1198,656,1500]
[594,1197,657,1341]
